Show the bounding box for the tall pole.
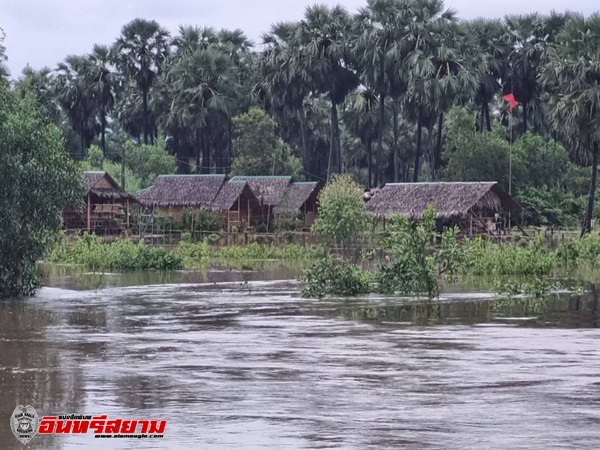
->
[509,112,513,196]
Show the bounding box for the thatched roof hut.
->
[83,171,135,203]
[228,176,292,207]
[274,182,321,214]
[211,181,257,212]
[136,174,226,208]
[365,182,521,219]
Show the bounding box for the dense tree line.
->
[2,2,600,232]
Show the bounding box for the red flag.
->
[503,93,519,112]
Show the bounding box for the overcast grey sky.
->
[1,0,598,76]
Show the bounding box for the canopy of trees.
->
[0,82,81,297]
[2,4,600,232]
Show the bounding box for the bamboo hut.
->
[63,171,136,234]
[210,181,262,232]
[136,174,227,220]
[228,176,293,227]
[136,175,261,232]
[274,182,322,230]
[365,182,522,236]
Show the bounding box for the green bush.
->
[174,240,209,268]
[50,233,183,270]
[374,207,440,297]
[301,259,371,298]
[465,236,556,276]
[180,209,221,234]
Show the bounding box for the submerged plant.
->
[301,259,371,298]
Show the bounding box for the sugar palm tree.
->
[355,0,415,186]
[344,88,379,187]
[88,44,116,155]
[297,4,360,180]
[402,0,460,181]
[112,18,170,144]
[166,45,238,173]
[540,14,600,236]
[261,22,312,176]
[467,19,510,132]
[55,55,99,159]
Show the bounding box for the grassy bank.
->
[48,233,328,271]
[300,211,600,299]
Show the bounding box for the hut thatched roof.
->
[136,175,226,207]
[274,182,320,214]
[229,176,292,207]
[83,171,135,202]
[365,182,521,219]
[211,181,257,211]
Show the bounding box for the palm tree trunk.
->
[201,130,211,174]
[195,131,201,173]
[413,106,423,183]
[142,86,149,145]
[121,144,126,191]
[327,98,337,181]
[392,100,399,183]
[484,100,492,132]
[479,101,485,132]
[377,93,385,187]
[334,102,341,174]
[582,144,599,237]
[433,112,444,181]
[523,101,528,133]
[367,139,373,189]
[299,107,309,178]
[227,117,233,176]
[101,111,107,156]
[79,122,85,160]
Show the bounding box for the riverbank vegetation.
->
[301,204,600,299]
[48,233,328,271]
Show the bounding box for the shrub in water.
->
[301,259,371,298]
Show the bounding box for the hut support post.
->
[126,199,130,228]
[87,193,91,232]
[469,214,473,238]
[247,199,250,225]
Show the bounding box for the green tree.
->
[0,27,8,79]
[230,108,302,178]
[55,55,99,159]
[312,174,370,247]
[297,4,360,179]
[540,14,600,235]
[0,87,81,297]
[113,19,170,145]
[124,138,176,188]
[442,107,514,190]
[88,44,117,155]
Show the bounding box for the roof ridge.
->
[385,181,497,186]
[158,174,226,178]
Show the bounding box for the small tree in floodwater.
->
[374,206,440,297]
[312,174,371,251]
[0,86,81,298]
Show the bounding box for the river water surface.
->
[1,268,600,449]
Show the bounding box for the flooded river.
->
[1,268,600,449]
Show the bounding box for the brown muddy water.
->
[1,266,600,449]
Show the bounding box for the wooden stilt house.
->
[365,182,522,236]
[274,182,322,231]
[63,171,136,234]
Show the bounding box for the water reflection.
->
[1,275,600,449]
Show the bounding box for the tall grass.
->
[49,233,183,270]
